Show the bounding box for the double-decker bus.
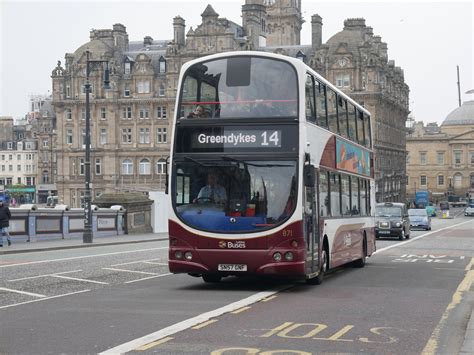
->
[168,51,375,284]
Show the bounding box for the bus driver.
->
[195,172,227,204]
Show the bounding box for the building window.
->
[65,108,72,120]
[122,159,133,175]
[81,128,86,147]
[95,158,101,175]
[139,128,150,144]
[137,81,150,94]
[122,106,132,119]
[66,129,73,144]
[81,108,86,120]
[159,84,165,97]
[139,107,149,119]
[66,85,71,98]
[17,165,21,172]
[437,175,444,186]
[454,173,462,188]
[17,154,21,160]
[124,62,131,75]
[159,56,166,73]
[79,158,85,175]
[437,152,444,165]
[156,158,166,174]
[470,151,474,165]
[7,142,13,150]
[420,152,427,165]
[156,127,167,143]
[99,128,107,145]
[454,151,462,166]
[420,175,427,186]
[139,158,151,175]
[42,171,49,184]
[156,106,167,119]
[100,107,107,120]
[121,128,133,144]
[124,84,131,97]
[335,73,350,88]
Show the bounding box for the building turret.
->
[242,0,267,48]
[173,16,186,47]
[311,14,322,50]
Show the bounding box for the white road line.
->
[142,261,168,266]
[124,273,172,284]
[0,247,168,269]
[102,267,158,275]
[99,285,291,354]
[8,270,83,282]
[373,219,474,255]
[110,259,165,267]
[0,287,46,298]
[0,290,91,310]
[51,275,109,285]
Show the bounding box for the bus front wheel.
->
[307,247,328,285]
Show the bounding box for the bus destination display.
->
[196,129,281,148]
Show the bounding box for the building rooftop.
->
[442,99,474,126]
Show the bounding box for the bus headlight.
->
[174,251,183,259]
[184,252,193,261]
[395,222,401,227]
[284,252,294,261]
[273,252,282,262]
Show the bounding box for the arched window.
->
[42,170,49,184]
[122,159,133,175]
[159,56,166,73]
[139,158,151,175]
[156,158,166,175]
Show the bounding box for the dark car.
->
[408,208,431,230]
[375,202,410,240]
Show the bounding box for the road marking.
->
[110,258,165,267]
[98,285,291,354]
[142,261,168,266]
[102,267,158,275]
[231,306,252,314]
[261,295,277,302]
[0,287,46,298]
[422,257,474,354]
[136,337,174,351]
[192,319,218,329]
[51,275,109,285]
[124,273,172,284]
[374,219,474,255]
[434,267,466,271]
[0,247,168,268]
[0,289,90,310]
[8,270,83,282]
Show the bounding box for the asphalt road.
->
[1,215,473,354]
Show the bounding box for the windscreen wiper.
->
[222,156,293,167]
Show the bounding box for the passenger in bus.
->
[187,105,210,118]
[194,171,227,204]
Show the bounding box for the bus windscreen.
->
[179,57,298,119]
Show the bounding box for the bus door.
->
[303,164,320,274]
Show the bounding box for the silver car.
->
[465,204,474,217]
[408,208,431,230]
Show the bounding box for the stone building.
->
[406,95,474,202]
[51,0,409,207]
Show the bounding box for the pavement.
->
[461,309,474,354]
[0,232,168,255]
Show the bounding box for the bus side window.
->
[327,88,338,134]
[338,96,348,138]
[176,168,191,204]
[360,179,367,216]
[351,176,360,216]
[305,74,316,123]
[330,172,341,217]
[319,170,329,216]
[348,103,357,142]
[364,113,372,148]
[357,110,365,146]
[341,174,350,216]
[315,80,327,128]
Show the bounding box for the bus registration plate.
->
[218,264,247,272]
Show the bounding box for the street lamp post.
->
[83,50,110,243]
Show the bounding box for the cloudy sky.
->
[1,0,472,124]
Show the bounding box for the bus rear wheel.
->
[202,274,221,283]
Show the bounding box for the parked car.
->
[408,208,432,230]
[375,202,410,240]
[464,204,474,217]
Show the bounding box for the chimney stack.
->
[311,14,323,50]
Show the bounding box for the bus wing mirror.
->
[303,164,315,187]
[165,156,170,195]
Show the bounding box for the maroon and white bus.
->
[168,51,375,284]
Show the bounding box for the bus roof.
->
[178,51,371,117]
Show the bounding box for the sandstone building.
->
[406,95,474,202]
[51,0,409,207]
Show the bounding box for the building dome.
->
[325,18,369,56]
[441,100,474,126]
[73,38,114,63]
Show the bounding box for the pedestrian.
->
[0,200,12,247]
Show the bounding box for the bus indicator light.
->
[291,240,298,248]
[284,252,294,261]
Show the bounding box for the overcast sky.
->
[1,0,472,124]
